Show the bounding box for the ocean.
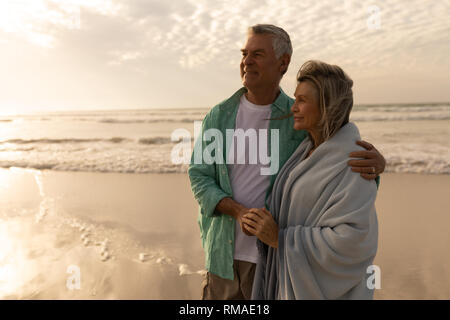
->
[0,103,449,175]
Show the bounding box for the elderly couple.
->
[188,24,382,300]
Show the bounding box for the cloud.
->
[109,0,450,73]
[1,0,449,111]
[2,0,449,69]
[0,0,123,47]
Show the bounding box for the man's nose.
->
[243,54,253,65]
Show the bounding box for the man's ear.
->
[280,54,291,75]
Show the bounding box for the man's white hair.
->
[248,24,293,59]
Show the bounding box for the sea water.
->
[0,103,449,175]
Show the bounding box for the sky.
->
[0,0,449,114]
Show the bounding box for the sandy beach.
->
[0,168,449,299]
[372,173,450,299]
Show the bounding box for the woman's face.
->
[291,81,321,132]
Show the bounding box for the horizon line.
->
[1,101,450,116]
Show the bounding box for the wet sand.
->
[0,169,204,299]
[0,169,448,299]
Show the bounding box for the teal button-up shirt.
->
[188,87,307,280]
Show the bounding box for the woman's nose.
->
[291,102,298,113]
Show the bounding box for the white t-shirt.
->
[227,94,272,264]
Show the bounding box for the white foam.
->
[178,264,206,276]
[138,253,149,262]
[156,256,172,264]
[2,105,449,175]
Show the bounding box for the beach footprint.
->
[80,232,91,247]
[98,239,111,262]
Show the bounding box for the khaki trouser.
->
[201,260,256,300]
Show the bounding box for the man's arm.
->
[216,197,247,219]
[188,114,231,217]
[348,140,385,184]
[216,197,253,236]
[189,153,253,235]
[188,112,252,235]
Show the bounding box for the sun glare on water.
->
[0,170,21,298]
[0,222,25,298]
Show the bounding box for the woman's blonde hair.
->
[297,60,354,142]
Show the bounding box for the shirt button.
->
[229,218,232,221]
[229,240,232,244]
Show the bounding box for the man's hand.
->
[348,140,386,180]
[216,197,253,236]
[242,208,279,248]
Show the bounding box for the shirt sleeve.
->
[188,112,231,217]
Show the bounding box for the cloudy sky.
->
[0,0,449,114]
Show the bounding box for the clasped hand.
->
[241,208,279,248]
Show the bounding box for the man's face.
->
[240,33,283,91]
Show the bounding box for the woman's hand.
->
[242,208,279,248]
[237,209,254,236]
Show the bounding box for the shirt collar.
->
[272,87,291,112]
[231,87,290,113]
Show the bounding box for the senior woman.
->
[243,60,379,300]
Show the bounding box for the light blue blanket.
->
[252,122,378,299]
